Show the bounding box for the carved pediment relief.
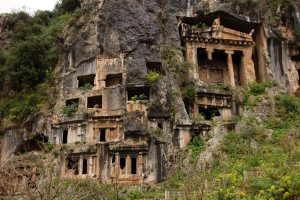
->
[209,26,253,41]
[182,24,254,42]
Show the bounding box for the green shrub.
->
[146,71,160,82]
[191,22,209,32]
[55,0,81,15]
[161,45,182,61]
[43,143,54,152]
[79,83,93,91]
[193,114,205,123]
[183,82,196,103]
[0,85,48,121]
[222,132,243,157]
[294,29,300,38]
[188,135,205,162]
[131,94,147,101]
[243,81,275,107]
[276,93,300,114]
[240,118,266,141]
[63,102,78,116]
[128,187,143,199]
[248,82,270,95]
[53,149,60,158]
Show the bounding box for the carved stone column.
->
[225,50,235,88]
[138,153,143,176]
[79,156,83,175]
[206,48,214,61]
[242,48,256,84]
[115,152,120,178]
[126,155,131,177]
[186,42,198,80]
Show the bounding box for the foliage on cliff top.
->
[0,1,81,122]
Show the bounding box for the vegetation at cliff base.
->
[110,84,300,200]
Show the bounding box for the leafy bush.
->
[128,187,143,199]
[240,117,266,141]
[276,93,300,114]
[55,0,81,15]
[193,114,205,123]
[43,143,54,152]
[243,81,275,107]
[182,81,196,103]
[248,82,271,95]
[63,102,78,117]
[0,85,49,121]
[208,83,231,91]
[161,45,182,61]
[191,22,209,32]
[146,71,160,82]
[294,29,300,38]
[79,83,93,91]
[131,94,147,101]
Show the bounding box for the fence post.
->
[165,190,169,200]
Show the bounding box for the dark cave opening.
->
[127,87,150,101]
[66,98,79,106]
[67,158,79,175]
[87,95,102,108]
[62,129,68,144]
[146,62,165,75]
[99,128,106,142]
[106,74,122,87]
[82,158,88,175]
[77,74,95,87]
[120,157,126,170]
[131,157,137,174]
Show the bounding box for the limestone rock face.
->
[1,0,300,188]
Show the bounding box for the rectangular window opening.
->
[111,155,115,164]
[99,129,106,142]
[120,157,126,170]
[77,74,96,87]
[233,50,243,85]
[197,48,208,68]
[67,158,79,175]
[66,98,79,106]
[62,130,68,144]
[82,158,88,174]
[297,69,300,85]
[146,62,165,75]
[198,106,220,120]
[158,122,163,129]
[127,87,150,101]
[106,73,122,87]
[87,96,102,108]
[131,157,137,174]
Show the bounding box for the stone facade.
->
[179,14,258,122]
[51,55,167,184]
[49,10,265,185]
[1,0,300,190]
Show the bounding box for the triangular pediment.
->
[209,26,253,41]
